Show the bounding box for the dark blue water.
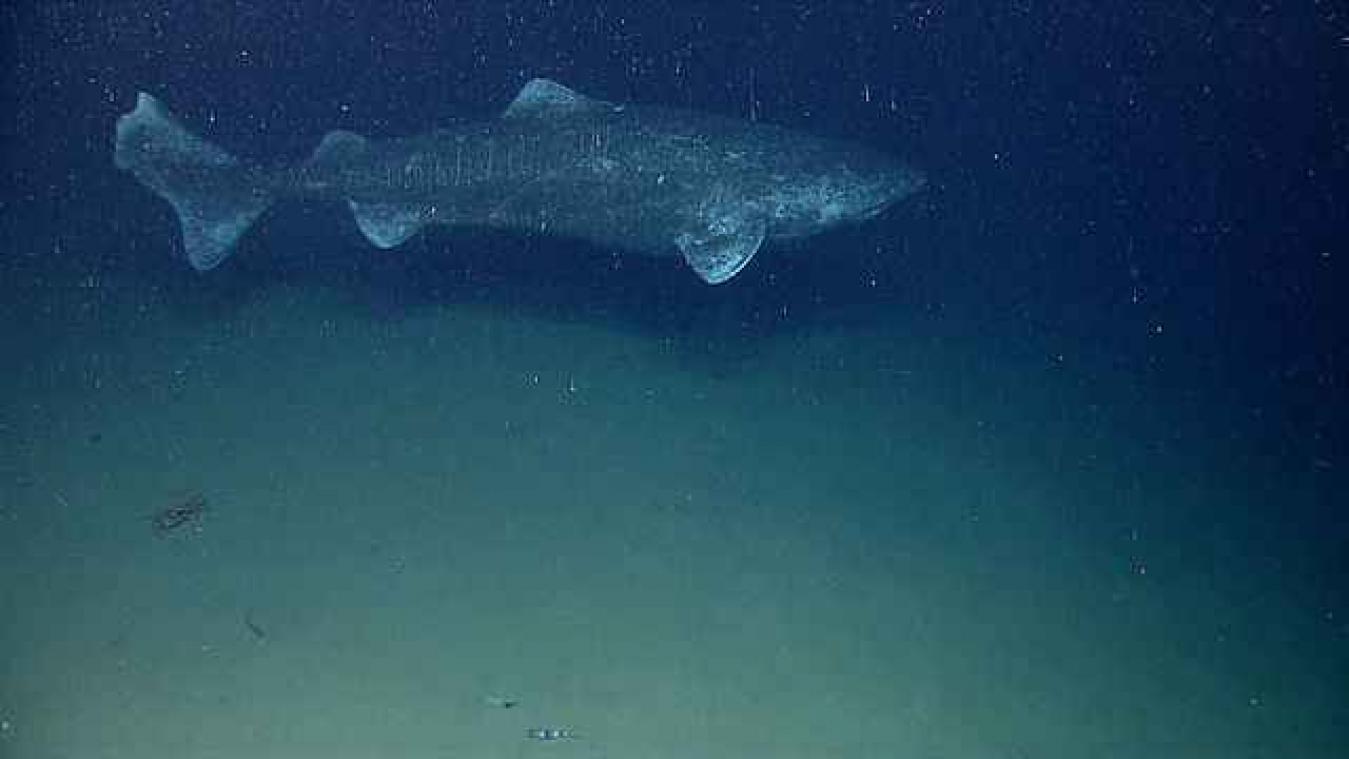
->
[2,3,1345,756]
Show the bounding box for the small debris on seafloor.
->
[150,491,208,536]
[484,695,520,709]
[244,610,267,641]
[526,727,578,741]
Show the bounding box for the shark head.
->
[825,158,926,223]
[759,140,926,239]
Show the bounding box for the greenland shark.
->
[114,79,924,284]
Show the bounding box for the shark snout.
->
[862,163,926,218]
[836,163,925,221]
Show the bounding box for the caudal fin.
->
[114,92,272,270]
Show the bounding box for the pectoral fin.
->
[348,201,429,249]
[675,216,765,284]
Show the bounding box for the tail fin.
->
[114,93,273,270]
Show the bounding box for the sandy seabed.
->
[1,281,1344,759]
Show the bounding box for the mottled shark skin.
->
[114,79,925,284]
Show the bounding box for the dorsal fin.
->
[309,129,366,167]
[504,79,606,118]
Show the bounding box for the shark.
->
[114,78,925,284]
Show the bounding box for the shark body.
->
[114,79,924,284]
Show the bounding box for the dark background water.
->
[1,1,1346,751]
[5,1,1342,457]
